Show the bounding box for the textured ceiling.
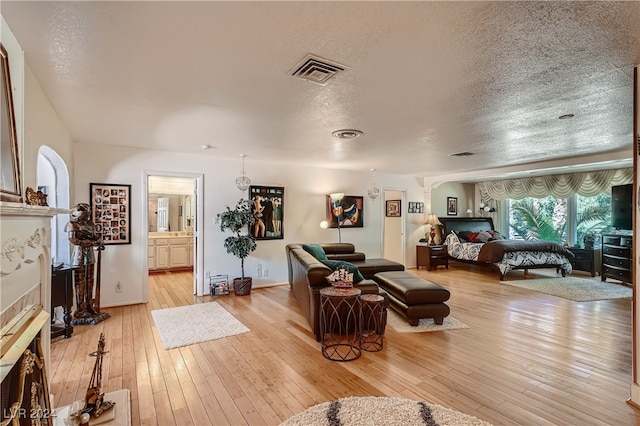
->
[2,1,638,180]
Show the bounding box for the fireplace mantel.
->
[0,203,69,396]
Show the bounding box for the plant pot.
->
[233,277,252,296]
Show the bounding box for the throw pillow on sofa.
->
[321,259,365,283]
[302,243,327,261]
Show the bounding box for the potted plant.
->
[583,233,596,250]
[219,199,257,295]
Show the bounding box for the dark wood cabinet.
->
[601,234,632,284]
[417,245,448,270]
[51,265,76,339]
[567,248,601,277]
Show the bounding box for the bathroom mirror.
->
[148,193,194,232]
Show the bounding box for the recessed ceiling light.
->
[559,114,575,119]
[450,151,476,157]
[201,144,215,150]
[332,129,363,139]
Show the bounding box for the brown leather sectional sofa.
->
[285,243,404,341]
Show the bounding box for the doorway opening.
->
[382,189,406,266]
[143,171,205,297]
[37,146,70,265]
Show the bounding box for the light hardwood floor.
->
[49,265,640,425]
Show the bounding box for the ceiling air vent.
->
[289,54,348,85]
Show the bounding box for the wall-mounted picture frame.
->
[447,196,458,216]
[408,202,424,214]
[325,195,364,228]
[386,200,401,217]
[0,43,22,203]
[90,183,131,244]
[249,185,284,240]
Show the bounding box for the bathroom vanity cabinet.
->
[148,233,194,271]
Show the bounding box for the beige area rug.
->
[387,309,469,333]
[501,276,632,302]
[280,396,492,426]
[151,302,249,350]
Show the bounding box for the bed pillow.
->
[458,231,480,242]
[446,231,461,245]
[476,230,493,243]
[321,259,365,283]
[489,230,506,240]
[302,243,327,261]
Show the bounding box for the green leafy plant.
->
[219,199,256,279]
[509,195,611,245]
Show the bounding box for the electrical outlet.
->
[115,281,122,293]
[205,271,210,278]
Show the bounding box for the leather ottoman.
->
[373,271,450,326]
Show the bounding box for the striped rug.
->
[151,302,250,350]
[280,396,492,426]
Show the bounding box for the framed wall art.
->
[408,202,424,214]
[386,200,401,217]
[249,185,284,240]
[90,183,131,244]
[0,43,22,203]
[447,196,458,216]
[325,195,364,228]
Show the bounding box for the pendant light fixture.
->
[236,154,251,192]
[367,168,380,200]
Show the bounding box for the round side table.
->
[360,294,386,352]
[319,287,362,361]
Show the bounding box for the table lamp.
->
[424,213,442,245]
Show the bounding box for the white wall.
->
[23,67,75,193]
[73,143,426,307]
[431,181,475,218]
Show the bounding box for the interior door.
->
[157,197,169,231]
[383,189,406,265]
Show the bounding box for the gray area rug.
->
[280,396,492,426]
[151,302,249,349]
[501,276,632,302]
[387,309,469,333]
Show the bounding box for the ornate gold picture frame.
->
[0,43,22,203]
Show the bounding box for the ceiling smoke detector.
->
[290,54,349,85]
[332,129,363,139]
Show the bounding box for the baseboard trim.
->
[628,382,640,407]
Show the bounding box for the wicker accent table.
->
[360,294,386,352]
[319,287,362,361]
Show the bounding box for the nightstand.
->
[568,247,601,277]
[417,245,448,270]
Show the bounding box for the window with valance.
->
[478,168,633,201]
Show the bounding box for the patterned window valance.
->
[478,168,633,201]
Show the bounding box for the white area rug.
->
[387,309,469,333]
[280,396,492,426]
[502,276,632,302]
[151,302,249,349]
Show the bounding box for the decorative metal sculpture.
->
[25,187,48,206]
[65,203,110,325]
[71,333,115,419]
